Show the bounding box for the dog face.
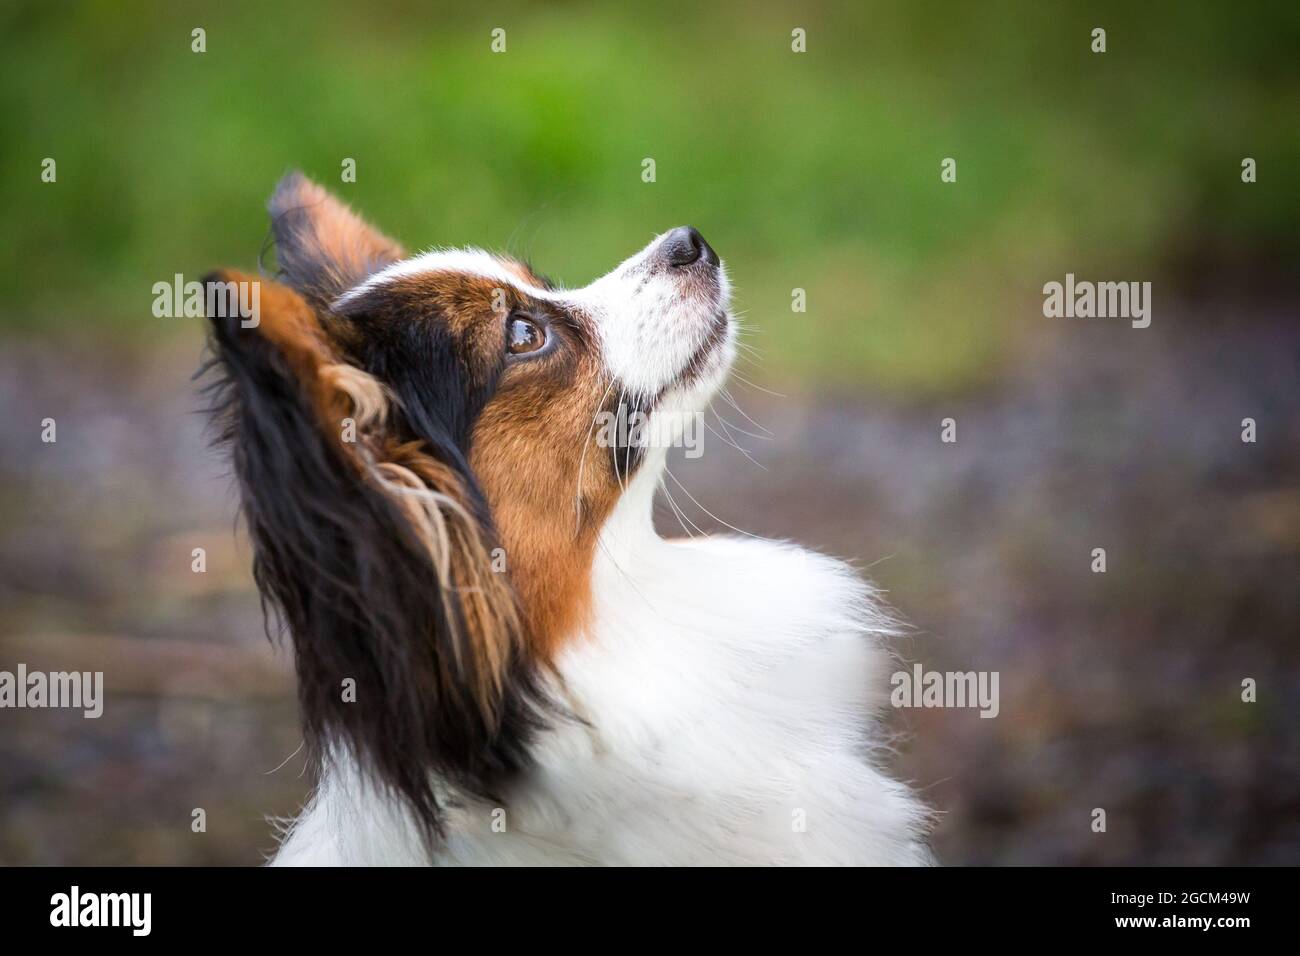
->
[204,172,733,835]
[332,226,734,654]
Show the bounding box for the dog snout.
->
[660,226,718,269]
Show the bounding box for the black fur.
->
[608,390,651,483]
[202,281,549,848]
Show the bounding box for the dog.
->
[203,172,930,865]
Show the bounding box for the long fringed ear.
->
[202,270,547,841]
[267,171,405,311]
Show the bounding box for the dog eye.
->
[506,316,546,355]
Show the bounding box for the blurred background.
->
[1,1,1297,864]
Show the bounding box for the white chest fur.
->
[273,472,930,866]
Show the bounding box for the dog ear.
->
[267,171,405,311]
[203,270,547,841]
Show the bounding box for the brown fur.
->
[363,272,620,656]
[470,345,620,657]
[498,257,552,290]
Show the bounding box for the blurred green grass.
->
[1,1,1297,392]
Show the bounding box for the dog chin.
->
[659,312,736,417]
[665,267,734,394]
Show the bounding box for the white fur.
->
[334,247,552,307]
[272,234,930,865]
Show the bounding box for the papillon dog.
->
[204,172,930,865]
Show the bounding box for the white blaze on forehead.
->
[332,248,554,310]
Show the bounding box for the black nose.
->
[662,226,718,268]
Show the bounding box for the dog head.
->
[205,172,734,836]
